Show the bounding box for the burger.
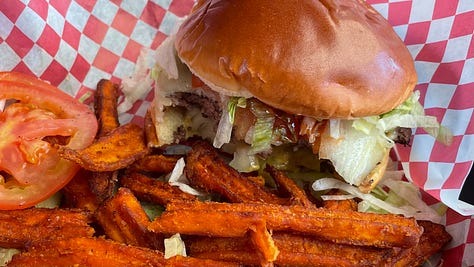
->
[148,0,448,194]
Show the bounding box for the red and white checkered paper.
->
[1,0,473,266]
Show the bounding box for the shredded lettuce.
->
[141,202,164,221]
[313,176,442,222]
[319,119,388,186]
[118,48,154,114]
[320,194,356,201]
[229,143,261,172]
[213,97,233,148]
[34,191,62,208]
[328,119,342,139]
[78,91,92,104]
[377,172,442,222]
[352,91,452,146]
[164,233,186,259]
[228,97,247,124]
[249,100,275,154]
[313,178,417,216]
[167,158,205,196]
[214,97,247,148]
[321,91,453,187]
[384,90,425,117]
[0,248,19,266]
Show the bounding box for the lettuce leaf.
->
[249,100,275,154]
[164,233,186,259]
[213,97,246,148]
[320,91,453,186]
[167,158,205,196]
[319,119,389,186]
[312,177,441,222]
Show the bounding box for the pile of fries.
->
[1,80,451,266]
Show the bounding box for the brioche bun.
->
[174,0,417,119]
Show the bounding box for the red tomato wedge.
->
[0,72,98,210]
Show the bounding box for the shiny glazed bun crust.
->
[174,0,417,118]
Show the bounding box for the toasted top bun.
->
[175,0,417,119]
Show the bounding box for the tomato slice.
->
[0,72,98,209]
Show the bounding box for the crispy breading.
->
[58,123,149,172]
[95,187,164,250]
[187,232,400,267]
[129,154,180,174]
[149,201,423,249]
[0,208,94,249]
[7,237,242,267]
[392,220,452,267]
[94,79,120,137]
[185,140,283,204]
[61,168,101,212]
[266,165,316,207]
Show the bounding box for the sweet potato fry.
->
[185,140,283,204]
[144,108,160,148]
[58,123,149,171]
[95,187,164,250]
[130,154,180,174]
[90,79,121,203]
[7,237,242,267]
[94,79,119,137]
[321,191,358,211]
[266,165,316,207]
[248,221,279,264]
[0,208,94,249]
[322,198,358,211]
[392,220,452,267]
[187,232,400,267]
[61,168,101,212]
[149,201,423,248]
[272,232,399,267]
[120,172,197,205]
[89,170,118,203]
[186,236,259,265]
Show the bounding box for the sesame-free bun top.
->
[174,0,417,118]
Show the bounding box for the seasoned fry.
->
[321,191,358,211]
[120,172,197,205]
[186,236,260,265]
[91,79,121,203]
[7,237,242,267]
[89,171,118,203]
[61,168,101,212]
[273,232,400,267]
[95,187,164,250]
[130,154,180,174]
[149,201,423,248]
[185,140,283,204]
[392,220,452,267]
[0,208,94,249]
[266,165,316,207]
[58,123,149,172]
[187,233,400,267]
[249,221,279,264]
[322,197,358,211]
[94,79,120,137]
[144,108,160,148]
